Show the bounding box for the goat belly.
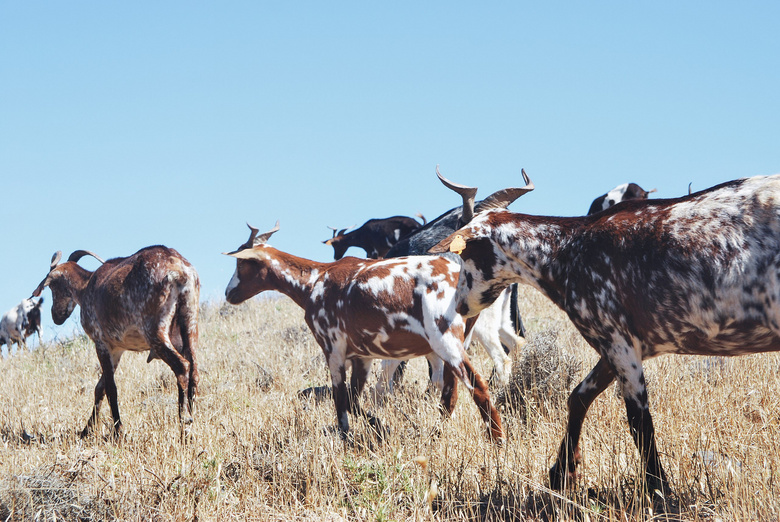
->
[349,328,433,359]
[116,329,149,352]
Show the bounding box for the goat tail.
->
[509,283,526,338]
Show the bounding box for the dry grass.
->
[1,286,780,520]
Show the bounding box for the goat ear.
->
[223,248,265,261]
[50,251,62,269]
[31,276,49,298]
[429,229,474,255]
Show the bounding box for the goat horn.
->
[246,222,260,243]
[50,251,62,270]
[436,165,478,226]
[475,168,535,213]
[253,220,280,246]
[67,250,106,264]
[236,222,262,250]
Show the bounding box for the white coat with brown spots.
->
[224,222,504,441]
[32,246,200,438]
[431,173,780,499]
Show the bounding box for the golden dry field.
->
[2,286,780,521]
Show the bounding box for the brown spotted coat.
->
[432,174,780,497]
[33,246,200,438]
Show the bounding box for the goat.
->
[587,182,656,215]
[0,297,40,353]
[431,171,780,498]
[23,297,44,346]
[224,222,504,442]
[32,247,200,437]
[324,215,425,260]
[377,168,527,398]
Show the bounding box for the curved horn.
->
[474,168,535,213]
[253,220,280,246]
[50,251,62,269]
[436,165,478,225]
[67,250,105,264]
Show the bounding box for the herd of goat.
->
[3,167,780,501]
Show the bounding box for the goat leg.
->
[624,387,671,498]
[458,359,504,442]
[81,373,106,438]
[550,357,615,490]
[348,358,387,440]
[439,363,459,417]
[333,378,350,439]
[150,336,194,428]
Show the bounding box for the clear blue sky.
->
[1,2,778,341]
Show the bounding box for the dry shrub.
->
[0,463,112,521]
[495,329,582,417]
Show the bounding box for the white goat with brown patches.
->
[432,172,780,499]
[224,222,504,441]
[32,247,200,438]
[375,169,528,400]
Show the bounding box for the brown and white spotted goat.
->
[224,222,504,441]
[32,247,200,438]
[431,172,780,498]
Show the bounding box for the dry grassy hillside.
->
[1,286,780,520]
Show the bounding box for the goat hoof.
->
[549,464,564,490]
[549,463,577,491]
[181,424,194,443]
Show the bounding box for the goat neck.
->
[227,245,327,308]
[432,209,581,317]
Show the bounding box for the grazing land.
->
[1,286,779,520]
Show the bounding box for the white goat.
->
[0,298,39,354]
